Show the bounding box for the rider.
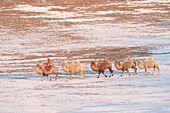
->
[45,58,51,71]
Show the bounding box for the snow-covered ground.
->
[0,0,170,112]
[0,61,169,113]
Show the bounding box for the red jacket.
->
[45,59,51,69]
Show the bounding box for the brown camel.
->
[114,58,137,76]
[137,57,160,75]
[36,63,58,81]
[91,59,114,78]
[62,61,86,79]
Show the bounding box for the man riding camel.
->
[45,58,51,71]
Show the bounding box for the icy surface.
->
[0,0,170,112]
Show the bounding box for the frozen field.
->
[0,0,170,112]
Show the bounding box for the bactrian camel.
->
[36,63,58,81]
[114,58,137,76]
[91,59,114,78]
[62,61,86,79]
[137,57,160,75]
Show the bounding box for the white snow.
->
[0,0,170,112]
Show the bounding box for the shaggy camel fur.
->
[91,59,114,78]
[36,63,58,81]
[62,61,86,79]
[114,58,137,76]
[137,57,160,75]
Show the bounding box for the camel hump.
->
[102,59,110,64]
[98,60,103,64]
[91,61,95,64]
[70,62,75,67]
[151,57,155,61]
[128,58,134,63]
[145,57,149,61]
[63,61,67,64]
[76,61,81,64]
[70,61,75,64]
[122,58,128,63]
[128,58,133,60]
[114,60,119,64]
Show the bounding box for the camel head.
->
[137,60,144,69]
[92,61,97,63]
[114,60,119,65]
[62,61,67,66]
[36,63,42,70]
[91,61,96,66]
[76,61,81,64]
[36,63,43,75]
[114,60,123,70]
[62,61,69,73]
[137,60,143,65]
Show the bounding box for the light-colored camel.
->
[114,58,137,76]
[91,59,114,78]
[137,57,160,75]
[36,63,58,81]
[62,61,86,79]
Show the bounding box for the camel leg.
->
[132,66,137,75]
[70,74,74,79]
[41,73,45,81]
[97,70,101,78]
[109,67,114,77]
[126,69,130,76]
[145,67,150,75]
[134,68,137,75]
[83,70,86,78]
[55,72,58,80]
[82,71,86,79]
[70,70,75,79]
[102,70,107,77]
[71,74,76,79]
[80,70,86,79]
[121,69,124,76]
[83,73,86,78]
[152,67,156,75]
[79,72,83,79]
[48,75,52,81]
[80,74,86,79]
[73,75,76,78]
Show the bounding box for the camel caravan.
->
[36,57,160,81]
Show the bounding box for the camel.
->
[62,61,86,79]
[36,63,58,81]
[114,58,137,76]
[91,59,114,78]
[137,57,160,75]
